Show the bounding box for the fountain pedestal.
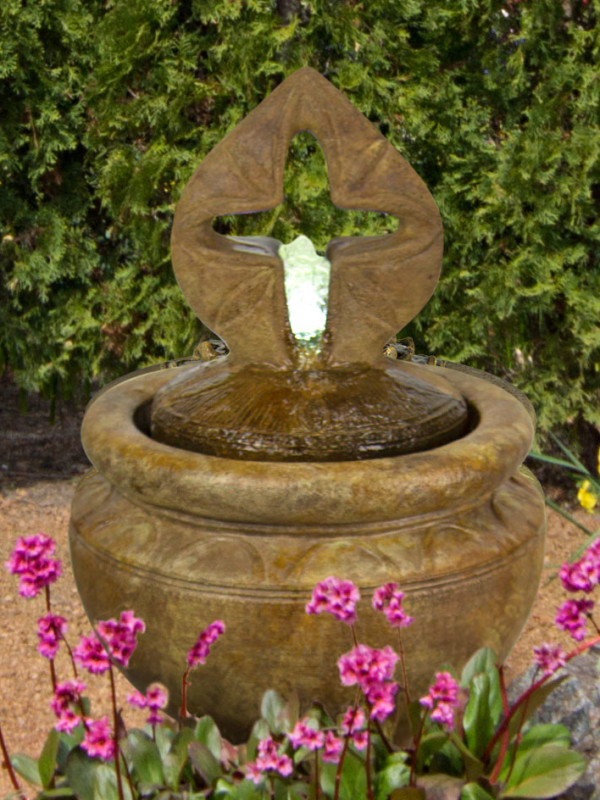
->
[69,67,545,741]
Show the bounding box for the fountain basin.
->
[70,358,545,741]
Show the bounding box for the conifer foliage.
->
[1,0,599,437]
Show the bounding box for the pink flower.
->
[372,583,414,629]
[187,620,225,668]
[351,730,368,751]
[365,680,398,722]
[340,705,366,735]
[556,598,594,641]
[305,577,360,624]
[288,719,325,751]
[127,683,168,726]
[51,679,86,733]
[37,613,67,659]
[96,610,146,668]
[244,761,265,785]
[4,533,62,598]
[81,717,115,761]
[559,558,599,594]
[322,731,343,763]
[533,643,568,676]
[250,737,294,778]
[73,633,111,674]
[420,671,460,730]
[338,644,398,692]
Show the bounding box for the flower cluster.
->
[187,620,225,668]
[372,582,414,628]
[559,540,600,594]
[305,576,360,624]
[419,671,460,731]
[533,643,567,676]
[4,533,62,598]
[245,736,293,784]
[127,683,168,726]
[37,613,67,659]
[81,717,115,761]
[556,540,600,640]
[51,679,86,733]
[338,643,399,721]
[74,610,146,673]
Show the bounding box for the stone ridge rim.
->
[81,363,534,526]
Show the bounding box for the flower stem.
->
[409,710,428,787]
[333,736,350,800]
[396,629,412,732]
[314,749,320,800]
[44,586,57,693]
[350,624,359,648]
[0,720,25,799]
[483,633,600,767]
[179,667,190,729]
[108,664,125,800]
[365,725,374,800]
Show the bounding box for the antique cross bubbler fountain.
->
[69,67,545,741]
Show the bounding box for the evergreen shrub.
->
[1,0,599,444]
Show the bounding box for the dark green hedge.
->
[1,0,599,440]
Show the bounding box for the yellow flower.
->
[578,480,598,513]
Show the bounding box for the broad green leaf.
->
[247,718,270,761]
[503,744,586,798]
[123,728,165,786]
[448,732,485,782]
[39,728,60,789]
[463,672,502,759]
[261,690,285,734]
[214,776,267,799]
[321,752,367,800]
[506,676,568,742]
[11,753,42,787]
[461,783,495,800]
[163,727,194,789]
[418,774,465,798]
[461,648,498,687]
[188,740,223,785]
[64,748,99,800]
[92,762,121,800]
[415,731,448,772]
[375,752,411,799]
[194,715,222,760]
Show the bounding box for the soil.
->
[1,376,599,798]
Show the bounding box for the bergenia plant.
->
[1,531,597,800]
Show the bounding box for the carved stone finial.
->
[171,66,443,369]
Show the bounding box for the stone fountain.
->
[69,67,545,741]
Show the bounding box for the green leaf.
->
[214,776,267,798]
[463,671,502,759]
[247,718,270,761]
[527,451,588,475]
[123,728,165,787]
[11,753,42,787]
[321,752,367,800]
[461,648,498,688]
[502,744,586,798]
[63,748,130,800]
[194,715,222,760]
[163,727,194,789]
[375,752,411,799]
[261,690,285,734]
[461,783,495,800]
[188,740,223,785]
[506,676,569,742]
[38,788,76,798]
[415,731,448,772]
[39,728,60,789]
